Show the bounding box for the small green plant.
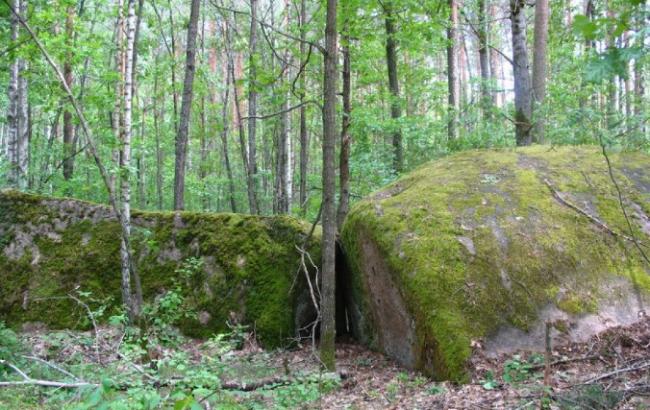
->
[481,370,499,390]
[427,383,447,395]
[0,322,22,361]
[503,354,542,383]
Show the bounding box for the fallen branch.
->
[0,360,96,389]
[581,360,650,385]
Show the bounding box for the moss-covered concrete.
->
[0,190,320,347]
[341,145,650,382]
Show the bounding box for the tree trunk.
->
[6,0,20,188]
[173,0,201,210]
[320,0,338,371]
[111,0,125,194]
[633,7,645,135]
[447,0,460,142]
[477,0,491,116]
[247,0,260,214]
[384,1,402,173]
[120,0,143,317]
[220,67,237,213]
[488,3,502,107]
[63,5,75,182]
[153,59,164,210]
[532,0,549,143]
[337,28,351,230]
[510,0,533,145]
[299,0,309,216]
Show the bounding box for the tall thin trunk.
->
[63,5,75,182]
[633,7,645,135]
[337,28,351,230]
[320,0,338,372]
[173,0,201,210]
[276,0,293,214]
[220,65,237,213]
[532,0,549,142]
[488,3,502,107]
[299,0,309,215]
[153,53,164,210]
[447,0,460,142]
[120,0,143,316]
[111,0,125,193]
[510,0,533,145]
[6,0,20,188]
[384,1,402,173]
[477,0,491,116]
[606,3,616,129]
[247,0,260,214]
[224,18,256,215]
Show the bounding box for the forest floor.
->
[0,317,649,409]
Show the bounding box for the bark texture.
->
[510,0,533,146]
[384,1,402,173]
[447,0,460,141]
[320,0,338,371]
[532,0,549,142]
[173,0,201,210]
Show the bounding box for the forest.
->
[0,0,649,408]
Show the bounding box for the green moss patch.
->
[0,190,320,348]
[341,145,650,381]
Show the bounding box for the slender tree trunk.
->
[488,3,501,107]
[153,65,164,210]
[510,0,533,145]
[633,7,645,135]
[63,5,75,182]
[447,0,460,142]
[383,1,402,173]
[247,0,260,214]
[477,0,491,116]
[299,0,309,215]
[15,0,28,190]
[120,0,143,317]
[173,0,200,210]
[224,18,256,215]
[111,0,125,193]
[337,27,351,230]
[532,0,549,143]
[220,67,237,213]
[6,0,20,188]
[320,0,338,372]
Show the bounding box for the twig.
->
[597,136,650,268]
[581,361,650,384]
[544,178,639,244]
[21,356,80,381]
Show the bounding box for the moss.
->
[341,145,650,382]
[0,191,320,348]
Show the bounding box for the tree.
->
[173,0,201,210]
[532,0,549,142]
[383,1,402,173]
[62,4,75,182]
[337,22,351,230]
[247,0,260,215]
[477,0,491,116]
[298,0,309,216]
[320,0,338,371]
[447,0,460,142]
[6,0,28,190]
[510,0,533,145]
